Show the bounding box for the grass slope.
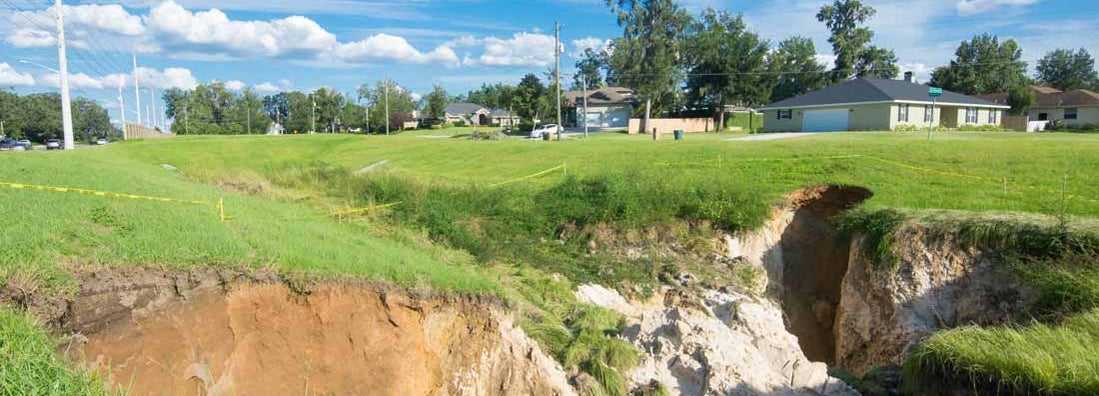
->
[2,130,1099,394]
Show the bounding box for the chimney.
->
[904,71,916,83]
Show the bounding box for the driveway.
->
[726,133,818,142]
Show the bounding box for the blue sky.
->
[0,0,1096,126]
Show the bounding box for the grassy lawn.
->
[2,130,1099,394]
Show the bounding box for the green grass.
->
[4,130,1099,394]
[0,310,111,395]
[905,310,1099,395]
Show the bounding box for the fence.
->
[124,123,174,139]
[1002,116,1028,132]
[628,118,714,135]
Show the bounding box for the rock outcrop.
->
[577,284,857,396]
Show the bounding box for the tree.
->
[816,0,884,81]
[930,34,1029,95]
[683,9,770,130]
[423,85,449,124]
[768,36,829,102]
[465,83,515,110]
[0,91,115,141]
[363,78,417,133]
[1007,85,1035,115]
[605,0,692,115]
[855,46,899,79]
[1037,48,1099,91]
[572,48,609,90]
[513,73,545,123]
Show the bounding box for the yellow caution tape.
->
[331,201,402,217]
[0,181,216,207]
[654,155,861,167]
[489,164,567,188]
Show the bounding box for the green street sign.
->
[929,87,943,98]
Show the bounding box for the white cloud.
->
[254,79,293,93]
[225,80,246,90]
[0,63,36,86]
[956,0,1039,16]
[333,34,460,67]
[814,54,837,68]
[35,66,197,91]
[147,1,338,58]
[475,32,556,67]
[570,37,610,58]
[6,4,146,49]
[900,63,936,82]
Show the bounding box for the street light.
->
[20,59,73,149]
[19,60,59,74]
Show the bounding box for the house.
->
[761,78,1009,132]
[978,86,1099,126]
[564,87,637,130]
[444,103,520,126]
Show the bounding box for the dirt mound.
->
[24,269,573,396]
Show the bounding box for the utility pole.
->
[582,75,589,139]
[55,0,74,149]
[118,81,126,139]
[384,79,390,136]
[554,21,562,142]
[311,94,316,134]
[149,87,156,129]
[133,54,141,127]
[247,109,252,134]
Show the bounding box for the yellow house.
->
[980,86,1099,127]
[761,78,1009,132]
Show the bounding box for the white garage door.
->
[803,109,850,132]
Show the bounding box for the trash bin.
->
[542,132,551,141]
[674,130,684,140]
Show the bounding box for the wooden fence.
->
[124,123,175,139]
[628,118,714,135]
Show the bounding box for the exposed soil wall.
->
[5,268,574,396]
[833,224,1037,376]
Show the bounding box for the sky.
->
[0,0,1096,127]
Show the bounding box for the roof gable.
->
[445,102,487,115]
[763,78,1005,109]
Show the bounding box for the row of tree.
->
[0,90,116,142]
[162,79,419,135]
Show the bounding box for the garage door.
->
[803,109,850,132]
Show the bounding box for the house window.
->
[898,104,909,122]
[988,110,998,124]
[924,105,933,123]
[965,107,978,124]
[1065,108,1078,120]
[777,110,792,120]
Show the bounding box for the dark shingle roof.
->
[762,78,1006,109]
[563,87,637,106]
[977,86,1099,108]
[445,102,486,115]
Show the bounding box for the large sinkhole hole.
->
[780,185,873,364]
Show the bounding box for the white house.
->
[564,87,637,130]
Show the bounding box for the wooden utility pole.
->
[554,21,562,141]
[582,75,589,138]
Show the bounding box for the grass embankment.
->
[0,311,109,395]
[841,209,1099,394]
[2,131,1099,394]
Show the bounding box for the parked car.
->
[96,138,108,145]
[46,139,62,150]
[0,138,14,151]
[530,124,563,139]
[17,139,31,147]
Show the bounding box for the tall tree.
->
[1037,48,1099,91]
[605,0,692,115]
[513,73,545,123]
[930,34,1029,95]
[816,0,897,81]
[768,36,829,102]
[363,78,417,132]
[572,48,609,90]
[855,46,900,79]
[683,9,770,129]
[423,85,449,124]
